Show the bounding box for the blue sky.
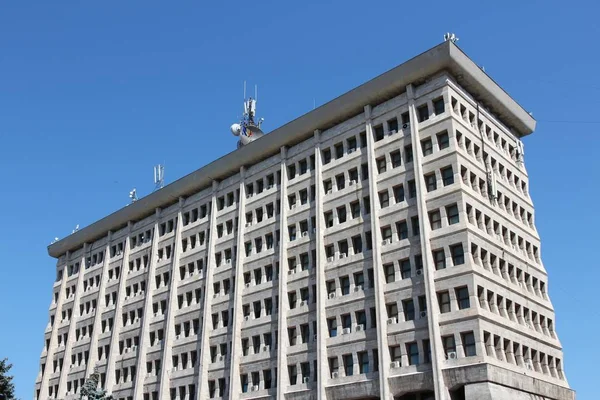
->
[0,1,597,398]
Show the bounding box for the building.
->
[35,40,574,400]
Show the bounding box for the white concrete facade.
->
[35,42,574,400]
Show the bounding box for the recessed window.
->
[322,148,331,164]
[388,118,399,133]
[421,138,433,156]
[384,263,395,283]
[350,201,360,219]
[347,136,357,152]
[359,132,367,148]
[379,190,389,208]
[442,335,456,357]
[374,125,385,142]
[324,211,333,228]
[335,142,344,159]
[404,145,413,163]
[433,97,445,115]
[425,173,437,192]
[337,206,347,224]
[417,104,429,122]
[437,131,450,150]
[299,159,308,174]
[446,204,459,225]
[376,156,387,173]
[408,180,416,198]
[403,299,415,321]
[396,220,408,240]
[411,216,420,236]
[451,244,465,265]
[433,249,446,270]
[456,287,470,309]
[288,164,296,180]
[462,332,476,356]
[381,225,392,241]
[390,150,402,168]
[336,174,345,190]
[407,342,419,365]
[441,166,454,186]
[429,210,442,230]
[400,259,411,279]
[438,291,451,313]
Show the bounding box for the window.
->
[340,276,350,295]
[429,210,442,230]
[341,313,351,330]
[352,235,363,254]
[350,201,361,219]
[407,342,419,365]
[462,332,476,356]
[408,179,416,198]
[348,168,359,183]
[417,104,429,122]
[241,374,249,393]
[328,317,337,337]
[433,97,445,115]
[347,136,357,152]
[299,159,308,174]
[390,150,401,168]
[411,216,420,236]
[322,148,331,164]
[336,174,345,190]
[263,370,272,389]
[447,204,459,225]
[361,163,369,180]
[288,225,297,241]
[381,225,392,241]
[329,357,339,375]
[456,287,470,309]
[374,125,384,141]
[451,244,465,265]
[337,206,347,224]
[425,173,437,192]
[438,291,451,313]
[335,142,344,159]
[400,259,411,279]
[288,327,297,346]
[421,138,433,156]
[384,264,395,283]
[324,211,333,228]
[376,156,386,173]
[388,118,399,133]
[379,190,389,208]
[433,249,446,270]
[437,131,450,150]
[299,189,308,205]
[288,164,296,179]
[405,145,413,163]
[288,365,297,385]
[324,179,333,193]
[390,345,401,362]
[442,166,454,186]
[396,221,408,240]
[358,351,369,374]
[343,354,354,376]
[403,299,415,321]
[393,184,404,203]
[360,131,367,148]
[442,335,456,357]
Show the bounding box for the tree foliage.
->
[79,369,113,400]
[0,358,16,400]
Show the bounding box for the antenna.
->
[154,164,165,190]
[72,224,80,234]
[443,32,459,43]
[51,237,59,244]
[255,84,257,101]
[129,188,138,203]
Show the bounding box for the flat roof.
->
[48,40,536,258]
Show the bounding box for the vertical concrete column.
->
[505,340,516,365]
[514,343,524,366]
[157,201,185,400]
[406,85,448,400]
[105,222,133,393]
[363,105,391,400]
[229,167,247,400]
[197,181,220,400]
[57,243,90,397]
[85,232,115,377]
[276,146,290,399]
[313,130,328,400]
[38,251,71,400]
[131,219,159,400]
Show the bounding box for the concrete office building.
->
[35,41,574,400]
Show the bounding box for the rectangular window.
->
[425,173,437,192]
[417,104,429,122]
[379,190,389,208]
[429,210,442,230]
[388,118,399,133]
[411,216,420,236]
[350,201,361,219]
[437,131,450,150]
[442,166,454,186]
[322,148,331,164]
[408,180,416,198]
[343,354,354,376]
[456,287,470,309]
[328,318,337,337]
[442,335,456,357]
[396,220,408,240]
[433,249,446,270]
[407,342,419,365]
[393,184,404,203]
[288,365,297,385]
[358,351,369,374]
[433,97,445,115]
[347,136,357,152]
[390,150,401,168]
[403,299,415,321]
[451,244,465,265]
[337,206,347,224]
[462,332,476,356]
[384,263,395,283]
[336,174,345,190]
[421,138,433,156]
[446,204,459,224]
[352,235,363,254]
[404,145,413,163]
[374,125,384,142]
[381,225,392,241]
[400,259,411,279]
[438,291,451,313]
[376,156,387,173]
[340,276,350,295]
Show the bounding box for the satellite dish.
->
[229,83,266,148]
[231,123,242,136]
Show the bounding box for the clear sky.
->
[0,1,598,399]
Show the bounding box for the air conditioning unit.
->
[139,290,145,296]
[389,129,397,135]
[267,185,274,190]
[125,348,130,353]
[327,256,334,262]
[291,204,297,209]
[326,189,332,195]
[447,351,457,360]
[225,259,232,264]
[349,180,357,186]
[381,239,392,246]
[251,385,259,392]
[302,231,309,237]
[124,295,130,300]
[176,334,181,340]
[402,122,410,130]
[116,251,122,256]
[302,377,310,384]
[420,311,427,318]
[348,147,355,154]
[355,324,364,332]
[134,317,140,323]
[387,317,397,325]
[132,345,137,351]
[331,371,339,379]
[416,269,423,276]
[213,293,219,298]
[328,292,336,299]
[246,193,253,199]
[263,345,270,352]
[390,361,401,368]
[288,269,296,275]
[525,360,534,370]
[339,253,347,259]
[245,222,252,228]
[342,327,351,335]
[354,285,363,292]
[299,300,307,307]
[244,316,250,321]
[218,355,225,361]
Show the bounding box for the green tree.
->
[0,358,16,400]
[79,368,113,400]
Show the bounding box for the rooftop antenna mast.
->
[154,164,165,190]
[443,32,459,43]
[129,188,138,203]
[230,81,266,148]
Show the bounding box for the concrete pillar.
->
[406,86,448,400]
[229,167,248,400]
[197,182,220,400]
[364,105,392,400]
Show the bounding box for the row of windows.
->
[482,330,564,380]
[121,307,143,326]
[470,241,547,301]
[114,365,136,384]
[130,229,153,249]
[128,255,149,275]
[182,203,210,226]
[477,285,555,339]
[86,249,106,268]
[118,335,140,355]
